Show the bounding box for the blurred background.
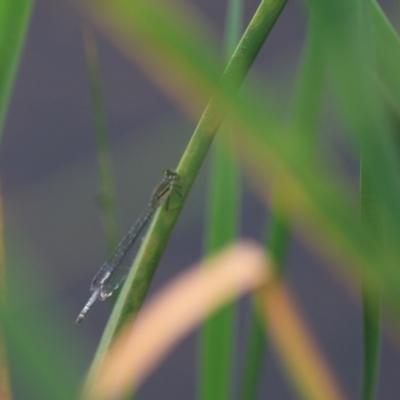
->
[2,0,400,398]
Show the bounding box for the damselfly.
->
[76,169,181,324]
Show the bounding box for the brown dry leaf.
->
[259,281,347,400]
[88,241,269,400]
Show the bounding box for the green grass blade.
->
[289,18,326,154]
[371,0,400,116]
[360,117,382,398]
[81,0,287,393]
[360,0,383,382]
[224,0,243,60]
[0,2,34,397]
[239,14,327,400]
[360,150,382,400]
[305,0,400,229]
[199,1,243,397]
[239,211,292,400]
[239,308,266,400]
[361,276,381,400]
[228,98,392,299]
[1,238,84,400]
[83,26,119,253]
[363,9,400,393]
[0,0,34,137]
[0,186,11,400]
[265,211,291,274]
[200,142,240,400]
[3,309,80,400]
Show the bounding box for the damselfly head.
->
[163,169,180,181]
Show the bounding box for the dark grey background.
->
[2,0,400,399]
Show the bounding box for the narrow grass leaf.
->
[359,43,382,400]
[200,137,239,400]
[304,0,400,231]
[361,275,381,400]
[239,306,266,400]
[0,181,11,400]
[1,245,84,400]
[0,0,34,137]
[82,26,119,253]
[0,2,33,395]
[239,13,327,400]
[199,1,244,399]
[371,0,400,116]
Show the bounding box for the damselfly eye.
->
[163,169,180,181]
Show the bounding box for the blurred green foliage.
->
[2,0,400,399]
